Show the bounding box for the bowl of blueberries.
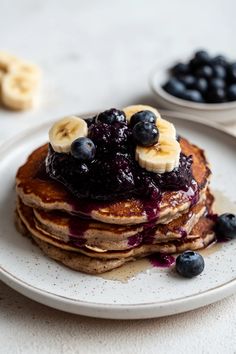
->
[150,50,236,123]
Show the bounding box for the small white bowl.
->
[150,65,236,124]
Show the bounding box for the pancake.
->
[16,206,215,274]
[30,192,213,251]
[15,214,129,274]
[16,137,211,225]
[16,198,215,259]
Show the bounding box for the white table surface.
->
[1,0,236,353]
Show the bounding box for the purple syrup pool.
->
[149,253,175,268]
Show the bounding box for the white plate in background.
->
[150,65,236,124]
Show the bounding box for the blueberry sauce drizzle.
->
[148,253,175,268]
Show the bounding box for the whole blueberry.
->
[227,84,236,101]
[194,50,211,65]
[171,62,189,76]
[215,213,236,239]
[196,65,213,79]
[212,55,227,67]
[206,88,226,103]
[227,63,236,83]
[212,65,226,79]
[162,78,185,97]
[193,78,208,93]
[176,251,205,278]
[71,137,96,161]
[189,57,200,72]
[132,121,159,147]
[178,75,196,88]
[96,108,126,124]
[209,78,225,90]
[181,89,204,103]
[130,110,157,128]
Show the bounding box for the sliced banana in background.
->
[0,51,21,72]
[1,72,38,110]
[136,136,181,174]
[123,104,161,122]
[9,60,41,82]
[49,116,88,153]
[0,52,42,111]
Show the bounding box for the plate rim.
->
[0,112,236,319]
[1,264,236,319]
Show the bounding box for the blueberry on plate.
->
[130,110,157,128]
[196,65,213,79]
[171,62,189,76]
[215,213,236,239]
[96,108,126,124]
[162,78,185,97]
[227,84,236,101]
[71,137,96,161]
[194,50,211,65]
[206,87,226,103]
[132,121,159,147]
[176,251,205,278]
[181,89,204,103]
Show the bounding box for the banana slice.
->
[49,116,88,153]
[136,136,181,174]
[157,118,176,139]
[1,72,38,110]
[0,51,21,72]
[9,60,41,82]
[123,104,161,122]
[0,69,5,83]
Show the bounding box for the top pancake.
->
[16,137,211,225]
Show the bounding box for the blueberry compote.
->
[46,111,194,204]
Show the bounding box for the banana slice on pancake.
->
[123,104,161,122]
[49,116,88,153]
[136,135,181,174]
[157,118,176,139]
[125,106,180,173]
[123,104,175,138]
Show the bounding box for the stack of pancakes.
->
[15,136,215,274]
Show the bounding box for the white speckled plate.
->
[0,112,236,320]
